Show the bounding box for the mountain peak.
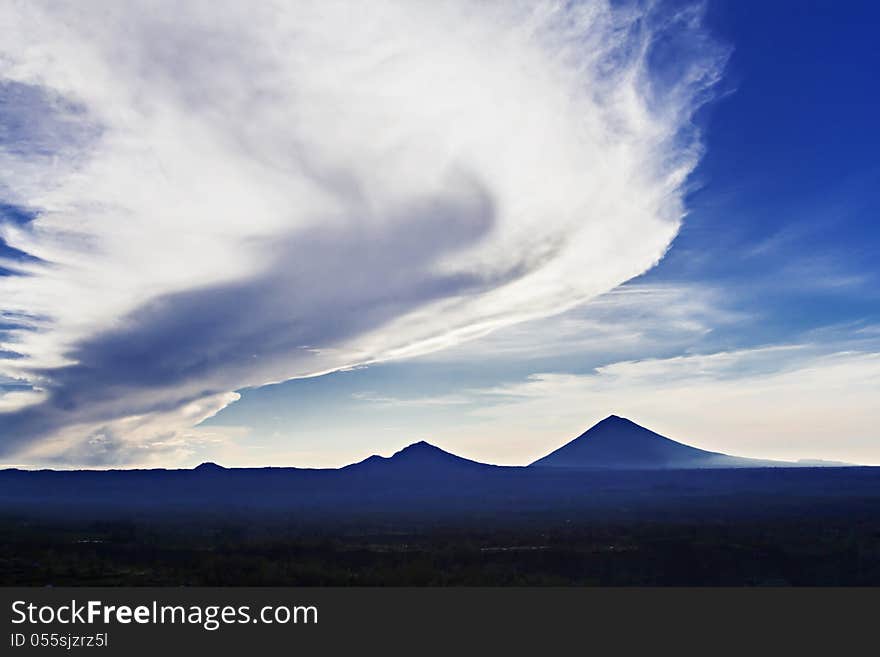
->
[598,414,630,425]
[194,461,226,472]
[392,440,444,456]
[530,416,731,470]
[345,440,491,474]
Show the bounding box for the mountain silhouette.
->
[343,440,496,476]
[530,415,790,469]
[193,461,226,472]
[0,417,864,519]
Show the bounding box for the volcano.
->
[343,440,497,476]
[529,415,788,470]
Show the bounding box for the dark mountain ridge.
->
[530,415,796,469]
[342,440,498,476]
[0,416,865,521]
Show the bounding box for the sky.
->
[0,1,878,468]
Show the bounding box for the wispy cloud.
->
[0,1,726,463]
[458,343,880,465]
[351,391,473,408]
[419,282,746,363]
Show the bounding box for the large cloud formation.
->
[0,1,725,464]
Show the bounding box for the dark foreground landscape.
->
[3,417,879,586]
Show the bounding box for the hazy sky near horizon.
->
[1,1,878,468]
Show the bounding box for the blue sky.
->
[1,1,878,467]
[203,0,880,466]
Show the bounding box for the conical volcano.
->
[530,415,781,469]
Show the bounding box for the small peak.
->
[194,461,225,471]
[394,440,440,455]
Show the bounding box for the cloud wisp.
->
[465,346,880,465]
[0,1,725,464]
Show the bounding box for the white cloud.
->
[351,391,473,408]
[458,346,880,466]
[419,282,746,363]
[0,1,725,462]
[14,391,245,468]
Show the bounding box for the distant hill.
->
[343,441,497,476]
[0,415,862,519]
[0,460,873,525]
[530,415,800,470]
[193,461,227,472]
